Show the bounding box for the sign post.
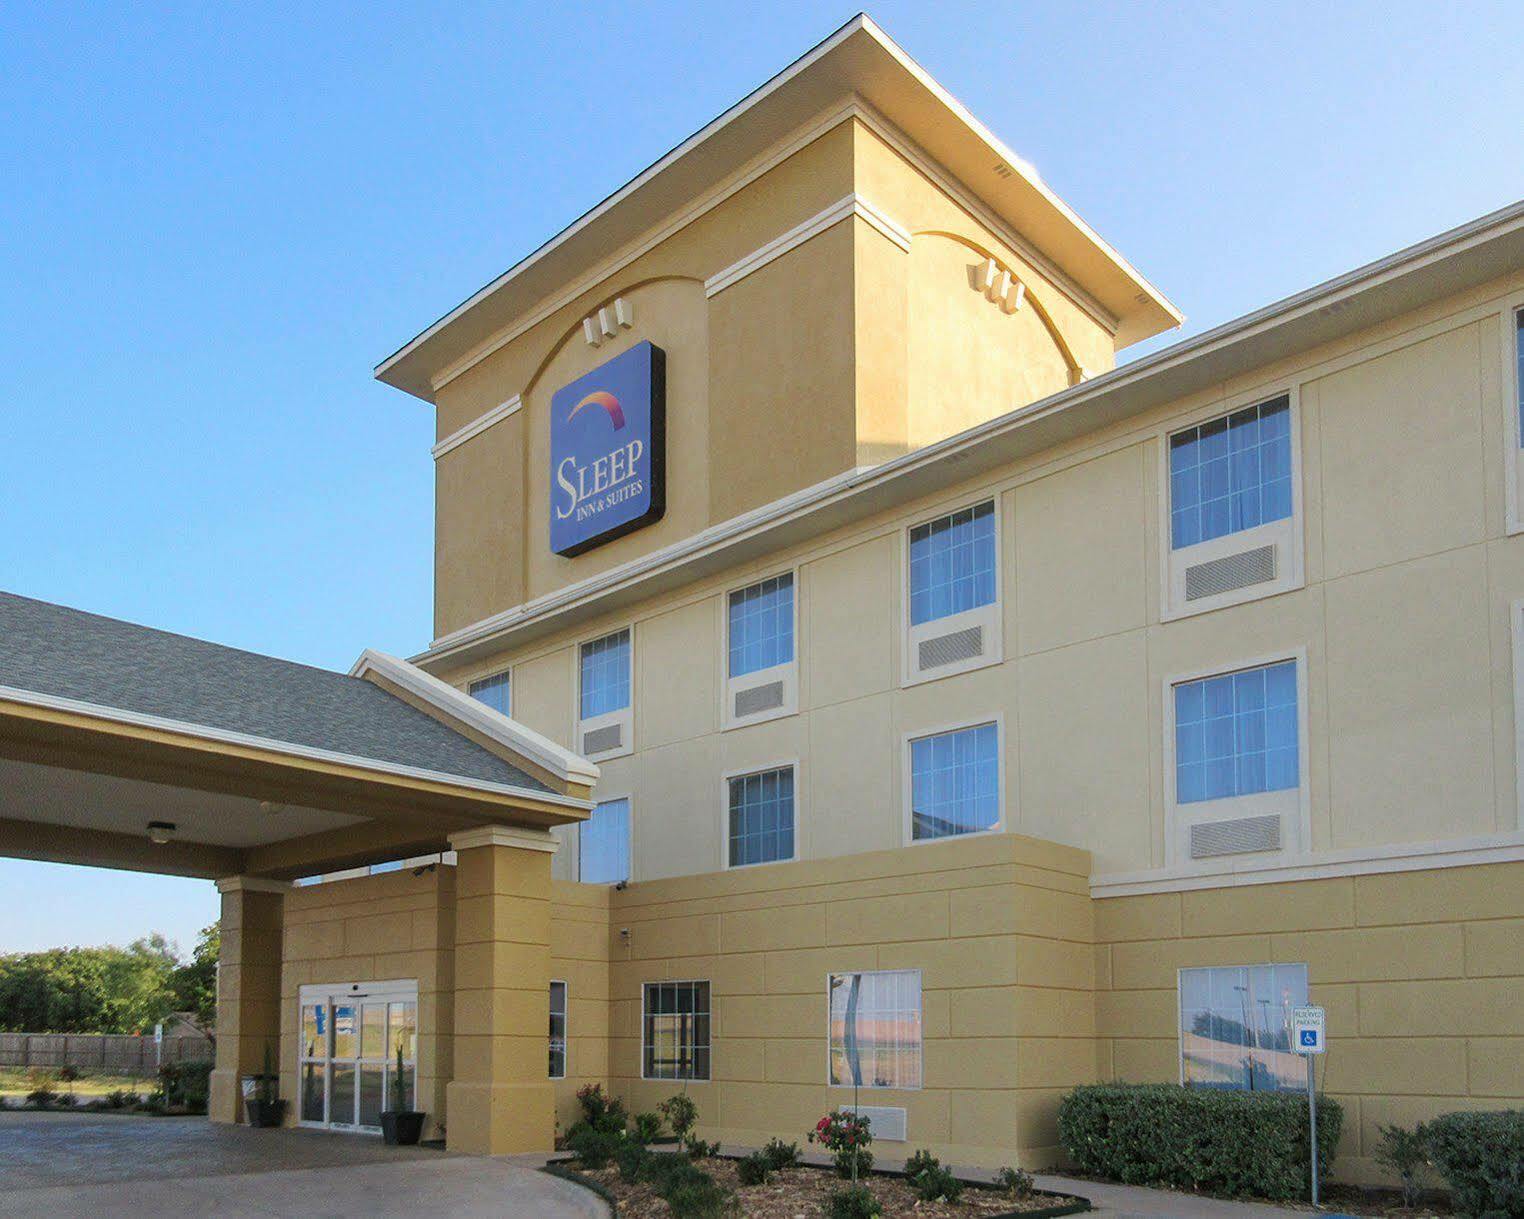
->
[1291,1005,1326,1207]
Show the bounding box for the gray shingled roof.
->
[0,591,552,794]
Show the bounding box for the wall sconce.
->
[146,821,177,845]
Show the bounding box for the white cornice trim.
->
[216,876,292,895]
[705,193,909,298]
[432,395,522,461]
[448,824,560,854]
[349,649,599,788]
[1090,832,1524,899]
[0,682,592,811]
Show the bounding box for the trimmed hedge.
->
[1425,1110,1524,1217]
[1058,1083,1341,1201]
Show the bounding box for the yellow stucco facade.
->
[215,13,1524,1187]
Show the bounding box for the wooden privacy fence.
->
[0,1032,213,1077]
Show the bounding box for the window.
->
[579,797,630,884]
[549,981,567,1079]
[580,629,631,720]
[727,766,795,867]
[1179,964,1308,1091]
[1174,661,1298,804]
[908,501,996,626]
[1169,397,1292,550]
[642,981,710,1081]
[828,970,921,1089]
[908,722,1000,840]
[1516,308,1524,445]
[728,574,794,678]
[469,670,511,716]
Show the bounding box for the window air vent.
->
[918,625,984,671]
[734,680,785,718]
[1185,544,1277,601]
[582,724,623,755]
[1190,814,1282,859]
[850,1105,907,1142]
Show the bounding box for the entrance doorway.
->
[298,979,417,1132]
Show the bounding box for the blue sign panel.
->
[549,340,666,556]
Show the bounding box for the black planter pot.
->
[245,1098,286,1128]
[381,1110,425,1146]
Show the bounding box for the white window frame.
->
[1501,295,1524,535]
[719,759,801,870]
[900,714,1006,847]
[900,494,1004,688]
[1508,602,1524,829]
[549,979,567,1080]
[826,968,923,1091]
[573,624,634,761]
[578,792,633,885]
[1175,962,1310,1090]
[1157,388,1305,622]
[720,567,800,730]
[1162,649,1311,867]
[640,979,712,1083]
[466,667,512,717]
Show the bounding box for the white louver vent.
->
[849,1105,907,1142]
[918,625,984,671]
[1190,814,1282,859]
[581,724,622,756]
[1185,544,1277,602]
[734,681,785,719]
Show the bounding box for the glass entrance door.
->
[298,980,417,1131]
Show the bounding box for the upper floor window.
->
[642,980,710,1081]
[727,765,795,867]
[468,670,511,717]
[1173,660,1298,804]
[829,970,921,1090]
[1169,397,1292,551]
[548,981,567,1079]
[728,574,794,678]
[1515,309,1523,445]
[1179,963,1308,1091]
[579,629,631,720]
[908,721,1000,841]
[579,796,630,885]
[908,501,996,626]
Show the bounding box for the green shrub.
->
[102,1089,140,1110]
[1373,1123,1431,1209]
[826,1183,882,1219]
[575,1082,628,1134]
[153,1061,212,1113]
[640,1152,710,1196]
[1058,1083,1342,1201]
[903,1149,940,1178]
[26,1087,61,1107]
[833,1147,873,1179]
[614,1138,650,1182]
[1425,1110,1524,1218]
[995,1165,1035,1198]
[567,1124,623,1169]
[737,1151,771,1186]
[632,1110,664,1143]
[660,1093,699,1142]
[664,1176,736,1219]
[687,1136,722,1159]
[761,1137,801,1170]
[911,1163,963,1203]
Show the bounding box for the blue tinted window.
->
[729,574,794,678]
[468,670,511,717]
[1170,397,1292,550]
[908,501,996,626]
[579,630,630,720]
[728,767,795,867]
[909,722,999,840]
[579,797,629,884]
[1174,660,1298,804]
[1516,310,1523,447]
[1179,964,1308,1092]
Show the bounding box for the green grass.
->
[0,1067,153,1097]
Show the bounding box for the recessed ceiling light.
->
[147,821,177,845]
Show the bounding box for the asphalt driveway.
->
[0,1112,605,1217]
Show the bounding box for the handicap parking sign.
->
[1292,1005,1326,1055]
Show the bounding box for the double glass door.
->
[298,980,417,1131]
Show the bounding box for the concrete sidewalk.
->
[1034,1172,1311,1217]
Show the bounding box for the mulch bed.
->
[563,1158,1087,1217]
[1290,1184,1454,1217]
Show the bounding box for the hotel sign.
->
[549,341,666,556]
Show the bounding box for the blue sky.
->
[1,1,1520,957]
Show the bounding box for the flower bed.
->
[549,1158,1088,1218]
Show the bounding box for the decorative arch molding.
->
[909,229,1085,386]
